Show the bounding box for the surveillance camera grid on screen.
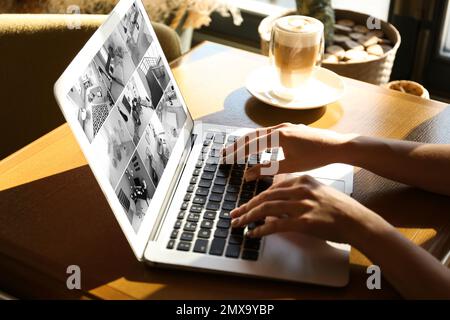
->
[66,1,187,233]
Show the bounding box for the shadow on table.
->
[404,103,450,144]
[0,165,136,299]
[244,97,328,127]
[200,87,330,128]
[353,170,450,242]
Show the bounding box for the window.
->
[331,0,391,20]
[251,0,391,20]
[439,2,450,59]
[251,0,294,10]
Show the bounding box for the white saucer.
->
[245,66,345,110]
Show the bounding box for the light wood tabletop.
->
[1,41,449,299]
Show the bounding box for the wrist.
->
[349,208,397,253]
[331,132,360,165]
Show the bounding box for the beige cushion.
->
[0,14,181,159]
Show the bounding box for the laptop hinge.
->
[146,133,198,244]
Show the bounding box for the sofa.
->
[0,14,181,160]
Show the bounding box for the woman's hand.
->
[222,123,357,181]
[230,175,393,247]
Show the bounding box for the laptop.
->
[54,0,353,287]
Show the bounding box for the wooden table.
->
[1,41,449,299]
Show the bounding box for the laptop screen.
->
[66,1,188,234]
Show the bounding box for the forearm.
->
[353,221,450,299]
[339,136,450,196]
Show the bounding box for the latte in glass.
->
[270,16,324,99]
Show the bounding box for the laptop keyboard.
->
[167,131,276,261]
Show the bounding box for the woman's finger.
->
[231,185,310,218]
[222,125,284,164]
[244,160,291,181]
[231,200,310,228]
[222,132,273,164]
[222,127,273,156]
[231,123,287,153]
[246,218,301,238]
[267,174,318,192]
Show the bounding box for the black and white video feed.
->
[155,82,187,150]
[136,116,169,188]
[115,150,156,232]
[140,44,171,91]
[93,107,136,189]
[119,2,153,66]
[137,45,167,106]
[116,74,155,146]
[95,29,135,101]
[67,61,115,142]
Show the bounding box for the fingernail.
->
[231,218,240,227]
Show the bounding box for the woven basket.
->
[258,9,401,85]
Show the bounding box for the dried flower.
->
[22,0,244,30]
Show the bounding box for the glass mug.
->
[269,15,324,100]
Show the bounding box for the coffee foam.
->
[275,16,323,48]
